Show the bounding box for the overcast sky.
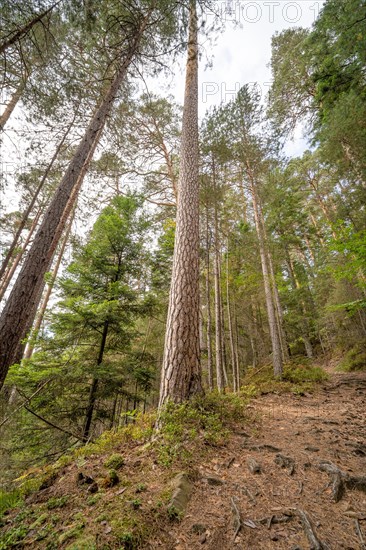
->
[157,0,325,157]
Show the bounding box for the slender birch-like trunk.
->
[0,208,42,302]
[205,206,213,390]
[226,244,239,391]
[250,179,283,377]
[213,164,224,392]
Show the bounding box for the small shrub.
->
[339,345,366,372]
[104,453,125,470]
[167,504,183,522]
[46,496,69,510]
[130,498,141,510]
[102,469,119,488]
[0,524,28,547]
[0,489,22,517]
[283,365,327,384]
[156,392,247,467]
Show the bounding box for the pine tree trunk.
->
[266,245,290,362]
[0,27,147,389]
[83,320,109,442]
[226,247,238,391]
[0,208,42,302]
[23,213,74,359]
[234,305,241,385]
[250,180,283,377]
[109,394,118,429]
[286,253,314,359]
[158,0,203,407]
[219,263,229,387]
[213,173,224,392]
[258,201,289,363]
[0,80,26,131]
[205,207,213,390]
[0,114,76,284]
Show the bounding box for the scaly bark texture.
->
[158,0,203,406]
[0,24,147,390]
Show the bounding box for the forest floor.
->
[168,367,366,550]
[1,363,366,549]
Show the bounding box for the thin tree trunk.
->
[258,201,289,363]
[0,24,149,389]
[0,110,79,285]
[23,213,74,359]
[226,245,238,391]
[109,393,118,429]
[219,261,229,387]
[266,245,290,362]
[286,253,314,359]
[0,208,42,301]
[83,320,109,442]
[0,79,26,130]
[205,206,213,390]
[158,1,202,407]
[234,305,240,386]
[213,164,224,392]
[250,180,283,377]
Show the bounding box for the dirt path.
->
[170,371,366,549]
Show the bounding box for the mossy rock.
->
[167,473,193,519]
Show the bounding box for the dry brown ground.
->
[1,368,366,549]
[168,371,366,550]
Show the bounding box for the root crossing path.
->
[171,371,366,549]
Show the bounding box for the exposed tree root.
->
[318,460,366,502]
[296,508,329,550]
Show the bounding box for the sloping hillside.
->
[1,364,366,549]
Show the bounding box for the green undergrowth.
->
[0,367,329,548]
[240,359,328,397]
[338,344,366,372]
[155,392,249,467]
[0,393,251,549]
[0,413,156,519]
